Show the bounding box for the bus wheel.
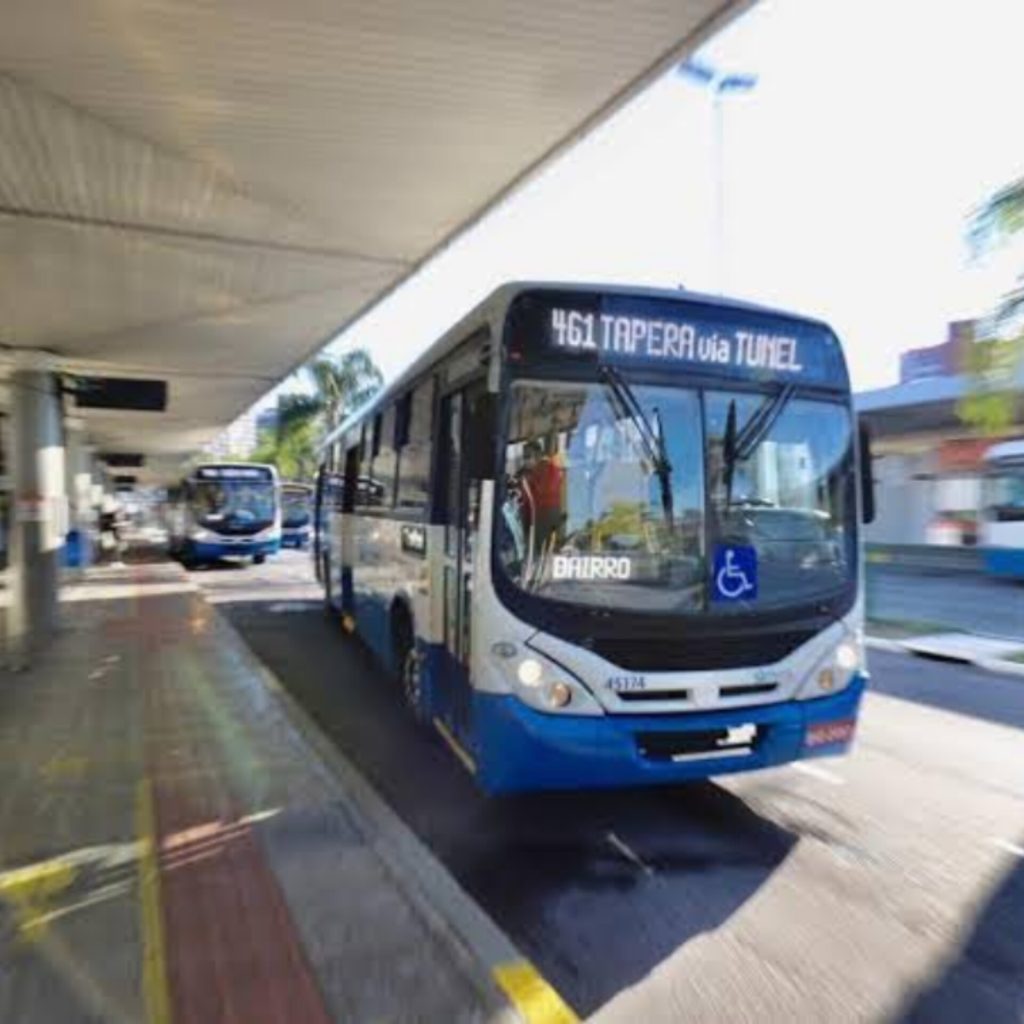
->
[322,555,334,616]
[253,553,266,565]
[395,616,426,724]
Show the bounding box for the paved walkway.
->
[0,562,516,1023]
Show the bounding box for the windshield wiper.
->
[599,365,674,529]
[723,383,797,507]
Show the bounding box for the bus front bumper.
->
[187,537,281,561]
[982,547,1024,578]
[472,674,866,794]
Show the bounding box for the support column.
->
[8,354,65,663]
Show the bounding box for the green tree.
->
[305,349,383,436]
[960,177,1024,433]
[250,349,383,480]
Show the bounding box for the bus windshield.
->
[190,480,276,531]
[282,488,311,527]
[496,377,855,614]
[984,464,1024,521]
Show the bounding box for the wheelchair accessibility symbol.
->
[713,545,758,602]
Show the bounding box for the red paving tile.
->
[153,783,332,1024]
[134,571,332,1024]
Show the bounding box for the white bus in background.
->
[281,482,313,549]
[315,283,874,794]
[981,440,1024,577]
[168,463,281,568]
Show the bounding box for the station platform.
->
[0,561,553,1023]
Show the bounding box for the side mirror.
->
[858,418,876,524]
[467,392,498,480]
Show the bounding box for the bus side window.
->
[372,405,398,508]
[396,381,434,516]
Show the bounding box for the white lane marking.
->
[790,762,845,786]
[989,837,1024,858]
[606,831,655,876]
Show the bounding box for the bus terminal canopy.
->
[0,0,747,481]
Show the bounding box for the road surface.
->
[196,551,1024,1022]
[867,563,1024,639]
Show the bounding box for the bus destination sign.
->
[550,307,804,375]
[196,465,273,482]
[505,291,848,388]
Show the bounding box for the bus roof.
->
[320,280,839,455]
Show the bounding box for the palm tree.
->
[969,176,1024,325]
[959,178,1024,432]
[252,349,384,479]
[305,349,383,435]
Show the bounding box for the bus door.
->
[437,381,484,742]
[313,465,326,582]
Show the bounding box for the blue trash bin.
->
[64,528,83,568]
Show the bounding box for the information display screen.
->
[504,289,849,389]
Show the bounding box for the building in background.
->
[203,405,263,460]
[857,320,1024,547]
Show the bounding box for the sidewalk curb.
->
[867,635,1024,678]
[210,602,575,1024]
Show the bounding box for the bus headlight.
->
[835,642,859,672]
[545,682,573,709]
[517,658,544,687]
[494,647,602,715]
[799,633,865,699]
[191,528,215,542]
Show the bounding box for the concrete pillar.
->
[8,354,65,663]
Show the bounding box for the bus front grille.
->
[588,630,817,671]
[636,724,759,762]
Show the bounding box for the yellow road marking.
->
[40,754,91,782]
[493,960,579,1024]
[433,717,477,775]
[136,779,172,1024]
[0,858,77,941]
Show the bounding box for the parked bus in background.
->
[168,463,281,568]
[981,440,1024,576]
[281,482,313,549]
[315,283,875,794]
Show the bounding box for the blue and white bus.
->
[281,482,313,548]
[981,440,1024,577]
[169,462,281,567]
[316,283,874,793]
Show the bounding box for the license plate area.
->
[636,724,758,763]
[804,719,856,748]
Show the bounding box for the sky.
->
[274,0,1024,403]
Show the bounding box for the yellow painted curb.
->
[493,960,579,1024]
[136,779,172,1024]
[0,858,76,941]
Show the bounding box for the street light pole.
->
[679,60,758,294]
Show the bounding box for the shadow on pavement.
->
[223,598,798,1015]
[898,837,1024,1022]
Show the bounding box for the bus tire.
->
[322,555,334,616]
[253,553,266,565]
[393,608,426,725]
